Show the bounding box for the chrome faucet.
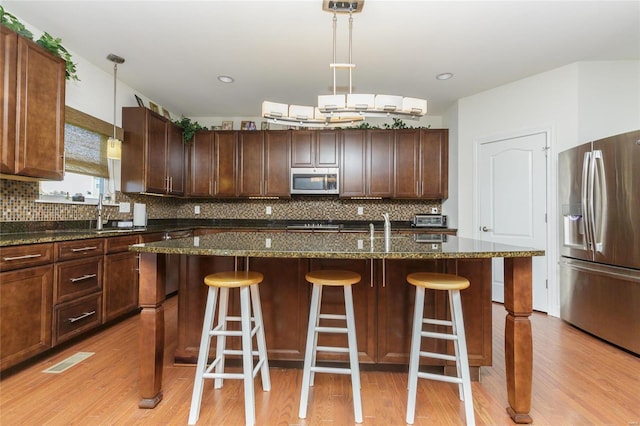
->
[96,194,104,230]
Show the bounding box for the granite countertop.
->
[0,220,454,247]
[130,231,545,260]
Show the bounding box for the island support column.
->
[138,252,166,408]
[503,257,533,423]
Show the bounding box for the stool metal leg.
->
[250,284,271,391]
[343,285,363,424]
[299,283,322,419]
[214,287,229,389]
[406,285,425,425]
[451,289,475,426]
[188,286,219,425]
[240,286,256,426]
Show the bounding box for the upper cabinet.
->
[394,129,448,199]
[237,130,290,197]
[1,25,65,180]
[122,107,185,196]
[340,130,394,198]
[291,130,339,168]
[187,130,237,198]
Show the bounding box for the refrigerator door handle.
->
[581,151,593,250]
[592,150,606,253]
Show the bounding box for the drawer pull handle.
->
[68,310,96,323]
[70,274,97,283]
[3,253,43,261]
[70,246,98,252]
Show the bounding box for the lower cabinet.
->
[175,255,492,369]
[103,235,140,322]
[0,264,53,370]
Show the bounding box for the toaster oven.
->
[412,214,447,228]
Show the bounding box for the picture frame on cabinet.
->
[162,107,171,120]
[211,125,222,130]
[241,121,256,131]
[135,94,145,108]
[222,121,233,130]
[261,121,269,130]
[148,102,160,114]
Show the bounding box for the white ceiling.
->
[5,1,640,118]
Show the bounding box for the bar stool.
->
[406,272,475,426]
[188,270,270,426]
[299,269,363,424]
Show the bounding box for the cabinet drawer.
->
[53,293,102,345]
[105,235,140,254]
[0,243,54,271]
[54,257,103,304]
[55,239,104,261]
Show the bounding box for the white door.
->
[477,131,548,312]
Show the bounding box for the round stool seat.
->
[406,272,470,291]
[305,270,361,286]
[204,271,264,288]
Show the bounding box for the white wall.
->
[453,60,640,317]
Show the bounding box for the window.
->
[39,107,122,205]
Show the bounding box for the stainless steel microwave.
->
[290,167,339,195]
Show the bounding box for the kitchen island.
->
[130,231,544,424]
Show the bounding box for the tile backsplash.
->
[1,179,440,224]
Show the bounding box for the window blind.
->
[64,123,109,178]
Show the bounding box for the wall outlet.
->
[431,207,438,214]
[357,206,364,215]
[194,205,200,214]
[266,206,272,215]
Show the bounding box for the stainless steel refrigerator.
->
[559,129,640,355]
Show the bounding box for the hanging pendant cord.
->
[112,63,118,140]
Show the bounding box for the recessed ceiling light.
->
[218,75,234,83]
[436,72,454,81]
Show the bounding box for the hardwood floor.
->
[1,296,639,425]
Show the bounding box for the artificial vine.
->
[174,116,206,144]
[0,6,79,81]
[351,118,431,130]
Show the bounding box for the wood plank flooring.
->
[1,296,639,425]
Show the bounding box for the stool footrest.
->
[311,365,353,375]
[222,349,262,357]
[421,330,458,341]
[423,318,453,327]
[419,350,457,362]
[417,371,463,385]
[315,326,347,334]
[319,313,347,321]
[316,345,350,354]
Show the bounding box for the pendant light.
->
[107,53,125,160]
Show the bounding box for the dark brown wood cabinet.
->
[0,24,65,180]
[340,130,394,198]
[0,244,54,371]
[291,130,339,168]
[103,235,139,322]
[122,107,185,195]
[237,130,290,197]
[187,130,237,197]
[394,129,448,199]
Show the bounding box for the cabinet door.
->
[264,131,290,197]
[340,130,366,197]
[308,258,376,363]
[420,129,448,199]
[0,264,53,371]
[237,131,264,196]
[188,130,213,197]
[103,251,139,322]
[315,130,339,167]
[291,130,314,167]
[166,122,185,195]
[377,259,446,364]
[14,35,65,180]
[214,131,237,197]
[394,130,421,198]
[368,130,394,197]
[145,112,169,193]
[1,26,17,174]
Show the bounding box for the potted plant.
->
[174,116,206,144]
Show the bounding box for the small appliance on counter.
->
[412,214,447,228]
[133,203,147,228]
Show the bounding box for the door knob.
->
[481,226,492,232]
